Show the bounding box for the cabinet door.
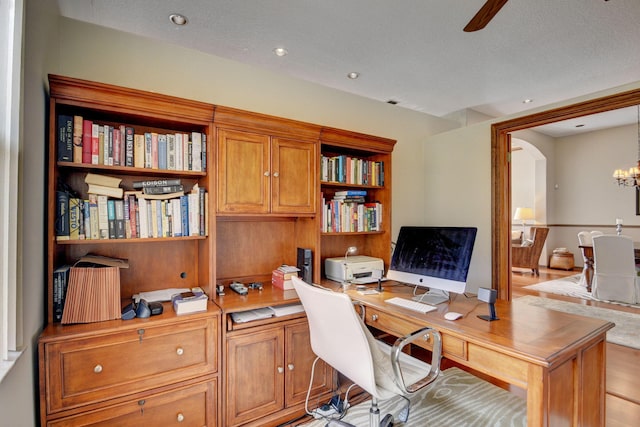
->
[226,327,285,426]
[271,137,317,214]
[285,321,333,407]
[217,128,270,213]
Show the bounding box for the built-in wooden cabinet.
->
[39,75,395,427]
[215,107,319,215]
[225,315,333,427]
[39,75,220,427]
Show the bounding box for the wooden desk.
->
[341,282,614,427]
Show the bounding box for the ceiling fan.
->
[464,0,509,32]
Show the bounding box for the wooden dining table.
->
[578,242,640,292]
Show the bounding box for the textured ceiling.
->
[56,0,640,134]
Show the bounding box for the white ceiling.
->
[55,0,640,135]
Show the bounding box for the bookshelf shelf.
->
[57,161,207,177]
[54,235,207,245]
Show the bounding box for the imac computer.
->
[387,226,477,305]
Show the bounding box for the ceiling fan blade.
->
[464,0,509,32]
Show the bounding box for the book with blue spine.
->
[180,195,189,237]
[107,199,116,239]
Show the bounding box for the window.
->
[0,0,24,382]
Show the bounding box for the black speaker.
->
[297,247,313,283]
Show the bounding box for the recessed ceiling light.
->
[169,14,188,26]
[347,72,360,79]
[273,47,288,57]
[522,99,533,104]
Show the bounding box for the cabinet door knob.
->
[177,413,185,422]
[287,363,294,371]
[264,171,270,177]
[277,366,284,374]
[273,172,279,177]
[93,364,103,373]
[176,347,184,356]
[372,314,378,321]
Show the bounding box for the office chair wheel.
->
[380,414,393,427]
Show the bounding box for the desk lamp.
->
[343,246,357,286]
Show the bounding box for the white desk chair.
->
[592,235,640,304]
[292,276,442,427]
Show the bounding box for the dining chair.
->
[592,234,640,304]
[577,231,603,288]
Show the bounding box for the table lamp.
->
[513,207,534,237]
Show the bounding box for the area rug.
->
[515,295,640,349]
[523,274,640,309]
[301,367,526,427]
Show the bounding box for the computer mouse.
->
[444,311,463,320]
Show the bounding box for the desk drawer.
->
[47,379,216,427]
[43,316,218,414]
[364,308,467,360]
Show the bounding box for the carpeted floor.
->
[515,295,640,349]
[300,367,526,427]
[523,273,640,309]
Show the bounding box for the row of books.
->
[55,185,208,241]
[321,192,382,233]
[320,154,384,186]
[57,115,206,172]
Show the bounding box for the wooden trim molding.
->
[492,87,640,300]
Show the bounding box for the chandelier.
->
[613,105,640,187]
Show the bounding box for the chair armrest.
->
[390,327,442,394]
[352,300,365,321]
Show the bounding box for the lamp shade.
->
[513,207,534,221]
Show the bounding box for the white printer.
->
[325,255,384,283]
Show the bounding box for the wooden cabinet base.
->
[46,380,217,427]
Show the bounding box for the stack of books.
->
[272,265,300,290]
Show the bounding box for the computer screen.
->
[387,226,477,304]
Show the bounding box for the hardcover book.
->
[87,184,124,199]
[53,265,72,323]
[81,119,93,164]
[57,115,73,162]
[69,198,82,240]
[55,191,70,241]
[134,134,145,168]
[73,115,83,163]
[85,172,122,188]
[133,178,181,189]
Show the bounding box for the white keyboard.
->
[385,297,437,314]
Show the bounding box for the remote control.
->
[230,282,248,296]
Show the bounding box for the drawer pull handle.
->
[372,314,379,321]
[93,364,103,373]
[177,413,185,422]
[277,366,284,374]
[176,347,184,356]
[138,329,145,343]
[273,172,279,177]
[264,171,270,177]
[288,363,294,371]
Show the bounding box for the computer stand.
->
[412,288,449,305]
